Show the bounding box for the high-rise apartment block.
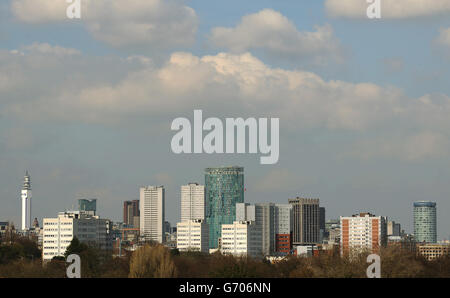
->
[205,167,244,249]
[221,221,262,258]
[140,186,165,243]
[289,198,320,245]
[181,183,205,221]
[340,212,387,256]
[414,201,437,243]
[42,211,112,260]
[176,219,209,253]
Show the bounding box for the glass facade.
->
[414,201,437,243]
[78,199,97,215]
[205,166,244,249]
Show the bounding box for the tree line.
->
[0,236,449,278]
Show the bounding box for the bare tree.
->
[129,244,177,278]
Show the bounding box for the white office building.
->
[236,203,256,222]
[236,203,291,256]
[221,221,262,258]
[274,204,293,254]
[236,203,272,254]
[140,186,165,243]
[42,211,112,260]
[176,219,209,253]
[275,204,292,235]
[181,183,205,221]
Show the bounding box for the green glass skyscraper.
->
[205,166,244,249]
[414,201,437,243]
[78,198,97,216]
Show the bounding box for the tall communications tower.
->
[21,171,32,231]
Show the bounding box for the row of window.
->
[44,234,73,238]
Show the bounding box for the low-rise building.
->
[417,243,450,261]
[221,221,262,258]
[42,211,112,260]
[176,219,209,253]
[387,234,416,253]
[295,245,320,257]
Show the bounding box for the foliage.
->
[64,237,89,258]
[0,237,41,265]
[1,237,449,278]
[129,244,177,278]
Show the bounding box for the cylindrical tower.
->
[413,201,437,243]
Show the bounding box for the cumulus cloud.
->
[84,0,198,49]
[325,0,450,19]
[43,52,403,130]
[0,49,432,128]
[209,9,345,65]
[2,46,450,160]
[0,44,151,118]
[22,42,81,56]
[11,0,67,23]
[11,0,198,49]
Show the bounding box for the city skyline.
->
[4,169,448,242]
[1,1,450,240]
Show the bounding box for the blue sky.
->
[2,0,449,95]
[1,0,450,239]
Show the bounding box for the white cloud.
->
[209,9,344,65]
[2,47,450,160]
[52,52,403,130]
[22,43,81,56]
[11,0,198,49]
[0,50,421,129]
[84,0,198,49]
[11,0,67,23]
[325,0,450,19]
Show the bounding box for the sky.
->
[0,0,450,239]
